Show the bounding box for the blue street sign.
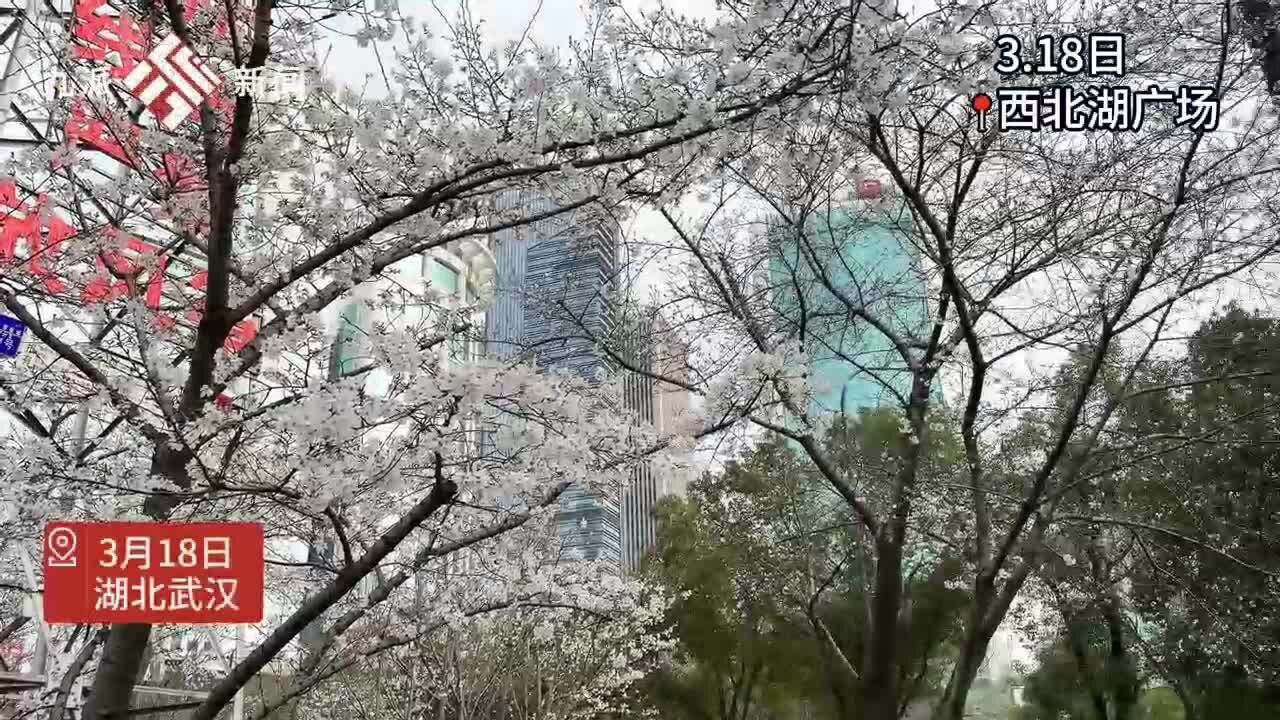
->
[0,314,26,358]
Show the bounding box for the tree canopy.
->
[0,1,1279,719]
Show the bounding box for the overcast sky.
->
[319,0,686,288]
[319,0,593,92]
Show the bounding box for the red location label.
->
[972,93,993,132]
[43,522,264,624]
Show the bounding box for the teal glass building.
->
[767,203,932,421]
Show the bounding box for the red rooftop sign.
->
[856,177,882,198]
[43,521,264,624]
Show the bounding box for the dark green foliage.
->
[1122,307,1280,694]
[1017,305,1280,720]
[639,409,972,720]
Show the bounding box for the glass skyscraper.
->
[768,203,931,421]
[616,309,660,574]
[485,191,628,570]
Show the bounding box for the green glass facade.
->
[429,259,460,296]
[334,302,365,376]
[333,257,469,378]
[768,205,931,420]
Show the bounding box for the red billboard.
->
[43,522,264,624]
[0,0,259,357]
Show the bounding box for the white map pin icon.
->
[47,527,78,567]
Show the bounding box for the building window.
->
[448,335,466,364]
[429,259,460,298]
[334,302,364,375]
[426,258,468,365]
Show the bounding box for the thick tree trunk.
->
[1085,529,1140,720]
[859,530,906,720]
[931,573,1002,720]
[1171,681,1199,720]
[1045,578,1109,720]
[80,624,153,720]
[1238,0,1280,92]
[859,385,933,720]
[84,442,195,719]
[1062,619,1109,720]
[932,629,992,720]
[1102,594,1140,720]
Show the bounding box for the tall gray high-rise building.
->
[616,310,657,574]
[485,191,687,574]
[614,304,693,572]
[486,191,624,569]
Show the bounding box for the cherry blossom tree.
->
[0,0,866,717]
[556,1,1280,719]
[270,575,673,720]
[7,0,1280,718]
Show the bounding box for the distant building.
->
[767,198,931,422]
[616,307,692,573]
[653,316,692,497]
[330,238,495,381]
[488,192,624,568]
[766,188,1021,714]
[485,191,690,574]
